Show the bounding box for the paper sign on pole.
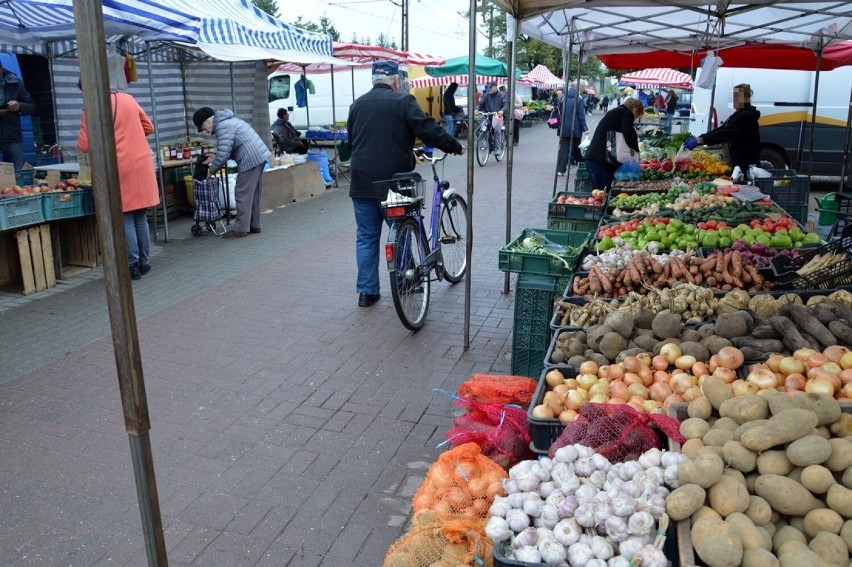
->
[46,170,61,189]
[0,162,15,189]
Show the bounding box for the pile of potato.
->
[665,390,852,567]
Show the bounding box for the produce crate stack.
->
[753,169,809,225]
[546,190,606,235]
[510,274,559,379]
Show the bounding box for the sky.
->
[285,0,485,58]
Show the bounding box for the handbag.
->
[514,108,525,121]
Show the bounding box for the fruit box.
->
[42,190,85,221]
[498,228,589,277]
[770,227,852,290]
[0,194,45,230]
[548,191,606,220]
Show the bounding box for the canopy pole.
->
[229,62,236,111]
[46,42,60,152]
[302,66,311,128]
[330,64,339,188]
[806,45,823,184]
[566,50,584,195]
[146,42,169,243]
[839,86,852,193]
[463,0,477,350]
[74,3,167,565]
[504,15,519,295]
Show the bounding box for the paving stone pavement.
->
[0,121,593,566]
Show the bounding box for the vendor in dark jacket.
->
[0,62,37,171]
[584,98,643,191]
[697,83,761,174]
[347,60,463,308]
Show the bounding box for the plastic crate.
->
[574,177,594,193]
[42,190,85,220]
[0,195,45,230]
[80,187,94,216]
[770,227,852,290]
[550,295,591,329]
[779,201,808,225]
[527,364,577,451]
[546,217,599,234]
[511,274,559,379]
[548,192,605,220]
[753,169,809,204]
[499,228,589,277]
[15,169,34,186]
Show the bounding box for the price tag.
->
[0,162,14,189]
[46,170,61,189]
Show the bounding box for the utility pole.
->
[401,0,409,51]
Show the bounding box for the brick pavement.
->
[0,121,592,565]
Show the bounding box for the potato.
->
[702,375,734,411]
[696,445,725,460]
[682,438,705,460]
[709,475,751,517]
[755,475,825,516]
[801,464,836,494]
[742,548,780,567]
[756,450,794,476]
[778,549,822,567]
[745,495,773,526]
[843,467,852,490]
[760,523,776,541]
[808,532,849,566]
[777,540,809,557]
[804,508,844,537]
[681,417,712,440]
[830,413,852,438]
[692,506,722,523]
[679,452,725,489]
[720,394,770,424]
[788,516,805,533]
[727,512,770,551]
[735,419,768,442]
[787,466,804,484]
[745,472,760,494]
[826,484,852,517]
[724,440,757,473]
[713,416,741,431]
[814,425,831,439]
[824,438,852,472]
[786,434,833,466]
[741,408,819,452]
[840,520,852,553]
[723,468,748,487]
[766,392,841,426]
[666,484,707,521]
[704,428,734,447]
[773,525,807,554]
[692,517,743,567]
[688,396,713,420]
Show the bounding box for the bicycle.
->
[375,149,469,330]
[474,111,507,167]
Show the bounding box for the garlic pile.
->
[580,244,696,273]
[485,445,687,566]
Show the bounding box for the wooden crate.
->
[53,216,99,279]
[0,224,56,295]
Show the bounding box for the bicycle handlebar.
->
[414,147,451,163]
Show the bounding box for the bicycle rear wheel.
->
[494,128,506,162]
[475,129,490,167]
[387,218,431,330]
[439,193,468,283]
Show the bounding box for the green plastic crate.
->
[511,274,559,378]
[81,187,95,216]
[546,217,599,234]
[0,195,45,230]
[548,191,605,220]
[498,228,589,276]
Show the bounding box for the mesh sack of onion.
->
[445,398,536,469]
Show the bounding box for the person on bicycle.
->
[347,60,464,309]
[476,81,508,130]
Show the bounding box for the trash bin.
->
[817,193,839,226]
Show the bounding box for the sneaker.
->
[222,230,248,238]
[139,263,152,276]
[249,227,262,234]
[129,264,142,280]
[557,172,566,177]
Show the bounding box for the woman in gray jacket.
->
[193,107,271,238]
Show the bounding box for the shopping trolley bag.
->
[192,176,221,223]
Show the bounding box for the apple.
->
[1,187,12,194]
[12,185,23,194]
[56,181,67,190]
[40,185,51,193]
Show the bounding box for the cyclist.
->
[347,60,464,309]
[476,81,508,147]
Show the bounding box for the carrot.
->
[573,275,583,294]
[742,270,752,285]
[706,276,717,287]
[588,271,601,294]
[732,276,745,289]
[689,265,699,276]
[650,258,663,274]
[635,257,647,278]
[715,250,724,274]
[745,265,764,286]
[722,252,734,285]
[593,265,613,294]
[628,260,642,284]
[700,256,716,274]
[693,272,703,285]
[731,250,743,279]
[669,258,683,280]
[678,259,695,284]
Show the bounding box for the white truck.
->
[691,66,852,182]
[268,65,375,131]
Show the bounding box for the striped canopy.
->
[409,74,509,88]
[0,0,334,62]
[619,68,694,89]
[332,42,445,66]
[523,64,564,87]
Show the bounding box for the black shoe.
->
[222,230,248,238]
[139,263,151,276]
[130,264,142,280]
[358,293,381,307]
[249,227,262,234]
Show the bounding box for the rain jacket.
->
[0,69,37,144]
[557,88,588,139]
[208,109,270,174]
[585,104,640,166]
[701,105,762,172]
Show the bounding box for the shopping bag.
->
[578,132,592,154]
[491,114,504,130]
[615,131,635,162]
[513,107,525,121]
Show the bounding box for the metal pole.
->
[229,62,236,111]
[401,0,409,51]
[566,50,584,194]
[806,46,822,182]
[46,42,60,152]
[73,2,167,565]
[302,66,311,128]
[331,64,339,188]
[503,15,518,295]
[463,0,477,350]
[146,42,169,243]
[840,86,852,193]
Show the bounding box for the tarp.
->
[599,41,852,71]
[619,67,693,89]
[409,74,510,88]
[331,42,445,65]
[425,54,520,78]
[523,64,564,87]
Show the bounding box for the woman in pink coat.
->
[78,91,160,280]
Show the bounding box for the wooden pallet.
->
[53,216,99,279]
[0,224,56,295]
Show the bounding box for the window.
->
[269,75,290,103]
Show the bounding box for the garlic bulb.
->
[558,494,579,518]
[538,481,558,498]
[523,495,544,518]
[591,453,611,473]
[512,527,537,549]
[627,510,654,536]
[661,450,686,468]
[553,445,578,463]
[536,527,557,546]
[633,544,667,567]
[553,517,581,547]
[539,503,560,530]
[485,516,512,542]
[505,492,525,509]
[506,508,531,532]
[503,478,520,494]
[608,557,630,567]
[566,541,594,567]
[575,502,596,528]
[489,497,511,518]
[575,444,595,459]
[589,469,607,489]
[646,494,666,518]
[608,492,636,518]
[638,448,662,469]
[587,559,608,567]
[590,535,614,560]
[574,457,596,477]
[551,462,576,488]
[517,472,543,493]
[604,515,629,542]
[545,489,565,509]
[576,483,598,503]
[538,538,567,565]
[513,545,542,563]
[617,536,648,561]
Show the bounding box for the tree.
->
[376,32,397,48]
[252,0,279,18]
[290,15,341,41]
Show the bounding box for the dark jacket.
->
[585,105,640,165]
[271,117,304,153]
[557,88,587,139]
[0,69,37,144]
[347,83,462,199]
[477,90,508,114]
[443,85,461,116]
[702,105,761,172]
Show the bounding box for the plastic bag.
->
[382,511,493,567]
[613,159,641,181]
[491,114,504,130]
[615,131,634,162]
[578,132,591,154]
[547,403,685,463]
[673,145,693,172]
[456,374,538,406]
[695,51,724,89]
[445,398,536,469]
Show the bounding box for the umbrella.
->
[620,68,694,89]
[425,54,521,78]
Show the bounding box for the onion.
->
[598,365,609,379]
[648,381,672,402]
[839,369,852,385]
[589,382,609,398]
[662,393,684,409]
[577,373,599,390]
[733,380,759,396]
[659,343,682,364]
[532,405,554,419]
[778,356,805,376]
[559,409,579,424]
[824,345,850,363]
[564,378,581,389]
[652,355,668,371]
[607,365,625,381]
[805,376,836,396]
[544,391,564,414]
[610,381,629,401]
[565,390,586,410]
[652,370,669,384]
[691,362,709,378]
[784,374,806,391]
[553,384,570,397]
[638,367,654,387]
[807,353,829,369]
[822,362,842,375]
[675,355,697,371]
[841,351,852,369]
[623,372,642,386]
[636,353,653,367]
[682,386,702,402]
[811,369,841,391]
[766,354,784,373]
[717,346,745,370]
[545,369,565,387]
[623,356,642,373]
[627,400,645,413]
[590,394,609,404]
[642,399,662,413]
[840,383,852,399]
[712,367,736,384]
[708,354,720,373]
[670,373,696,395]
[794,348,817,362]
[627,383,649,400]
[747,368,779,389]
[580,361,599,376]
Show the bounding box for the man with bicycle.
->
[347,60,464,308]
[476,81,508,149]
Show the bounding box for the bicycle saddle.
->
[391,172,423,182]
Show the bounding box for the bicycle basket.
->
[374,176,425,218]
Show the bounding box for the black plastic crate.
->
[527,365,577,452]
[770,227,852,290]
[753,169,809,204]
[574,176,593,192]
[779,201,808,225]
[550,296,590,330]
[548,192,605,220]
[511,274,559,378]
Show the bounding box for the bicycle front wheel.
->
[387,218,431,330]
[475,129,490,167]
[494,128,506,162]
[439,193,468,283]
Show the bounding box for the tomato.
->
[706,220,718,229]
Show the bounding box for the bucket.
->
[307,149,334,184]
[816,192,839,226]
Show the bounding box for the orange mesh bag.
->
[547,403,686,463]
[412,442,507,525]
[456,374,539,406]
[445,398,536,469]
[382,512,494,567]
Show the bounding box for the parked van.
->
[267,65,375,131]
[691,66,852,179]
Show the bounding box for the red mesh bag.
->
[456,374,539,406]
[445,398,536,469]
[547,403,686,463]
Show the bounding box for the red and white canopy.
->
[522,64,564,87]
[409,74,508,88]
[619,68,694,90]
[331,42,445,66]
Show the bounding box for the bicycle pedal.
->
[440,235,457,244]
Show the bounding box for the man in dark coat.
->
[347,60,463,308]
[698,83,761,174]
[0,61,37,170]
